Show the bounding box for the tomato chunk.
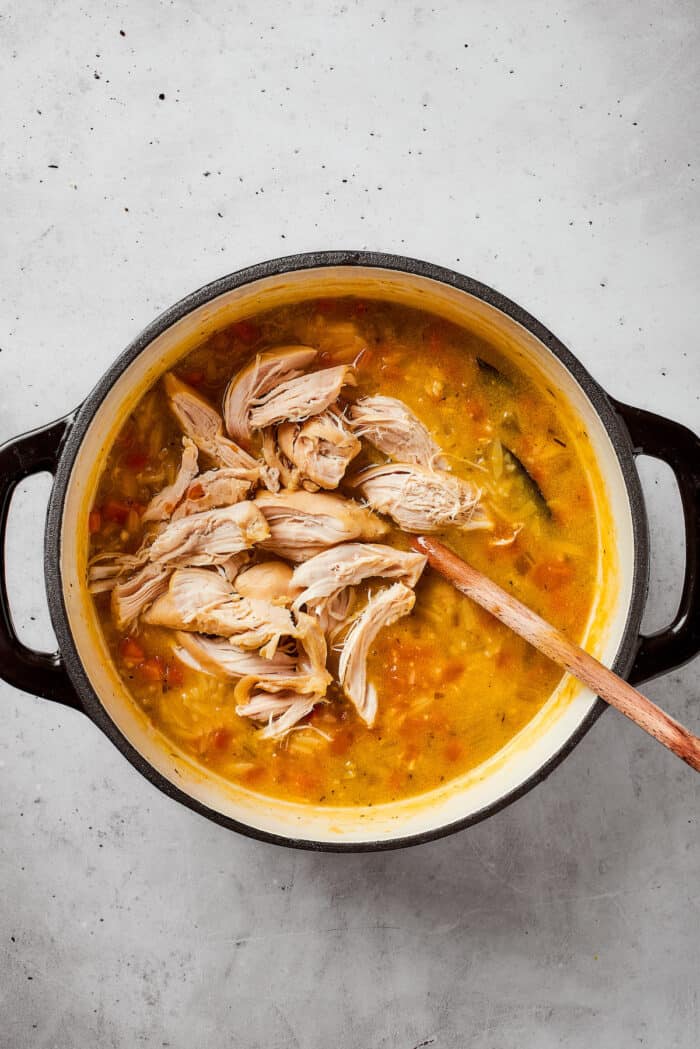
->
[119,637,145,663]
[88,510,102,534]
[532,559,575,591]
[138,657,165,682]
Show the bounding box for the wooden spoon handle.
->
[414,536,700,773]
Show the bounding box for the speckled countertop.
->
[1,2,698,1046]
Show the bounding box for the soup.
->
[87,297,601,806]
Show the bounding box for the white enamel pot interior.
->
[51,258,643,850]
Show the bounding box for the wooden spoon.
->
[413,536,700,772]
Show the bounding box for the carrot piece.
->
[138,657,165,682]
[211,728,231,751]
[103,500,131,524]
[532,559,575,591]
[88,510,102,534]
[445,739,463,762]
[165,662,184,688]
[119,637,145,663]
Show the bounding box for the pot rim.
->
[44,250,649,852]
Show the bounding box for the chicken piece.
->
[173,613,329,716]
[223,345,318,444]
[254,489,388,562]
[164,373,277,489]
[218,550,253,585]
[235,690,319,741]
[173,631,297,678]
[349,395,446,468]
[276,410,361,490]
[248,365,356,430]
[291,542,426,611]
[147,501,270,567]
[352,463,489,533]
[260,428,296,490]
[142,438,199,523]
[111,563,172,631]
[143,567,296,655]
[338,583,416,726]
[234,561,295,604]
[171,468,250,520]
[314,587,357,643]
[88,551,148,594]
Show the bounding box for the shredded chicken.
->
[174,616,331,739]
[173,631,297,678]
[248,365,356,430]
[111,563,172,631]
[234,560,296,604]
[171,468,250,519]
[142,438,199,523]
[144,567,296,655]
[338,583,416,726]
[314,587,357,643]
[164,373,277,489]
[352,463,489,533]
[147,502,270,567]
[292,542,426,611]
[218,550,253,585]
[223,345,318,444]
[235,690,319,741]
[254,489,389,562]
[276,409,361,490]
[88,551,148,594]
[349,395,446,468]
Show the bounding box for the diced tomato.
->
[88,510,102,534]
[165,662,184,688]
[211,727,231,751]
[241,765,265,785]
[138,657,165,682]
[352,300,368,315]
[532,559,575,591]
[103,500,131,525]
[103,499,143,524]
[231,320,260,344]
[125,451,149,470]
[119,637,145,663]
[181,369,204,387]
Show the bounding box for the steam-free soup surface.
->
[88,298,600,805]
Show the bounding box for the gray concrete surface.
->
[1,1,698,1046]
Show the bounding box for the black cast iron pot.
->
[1,252,698,851]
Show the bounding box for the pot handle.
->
[0,415,81,708]
[613,400,700,684]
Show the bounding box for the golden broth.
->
[88,297,601,805]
